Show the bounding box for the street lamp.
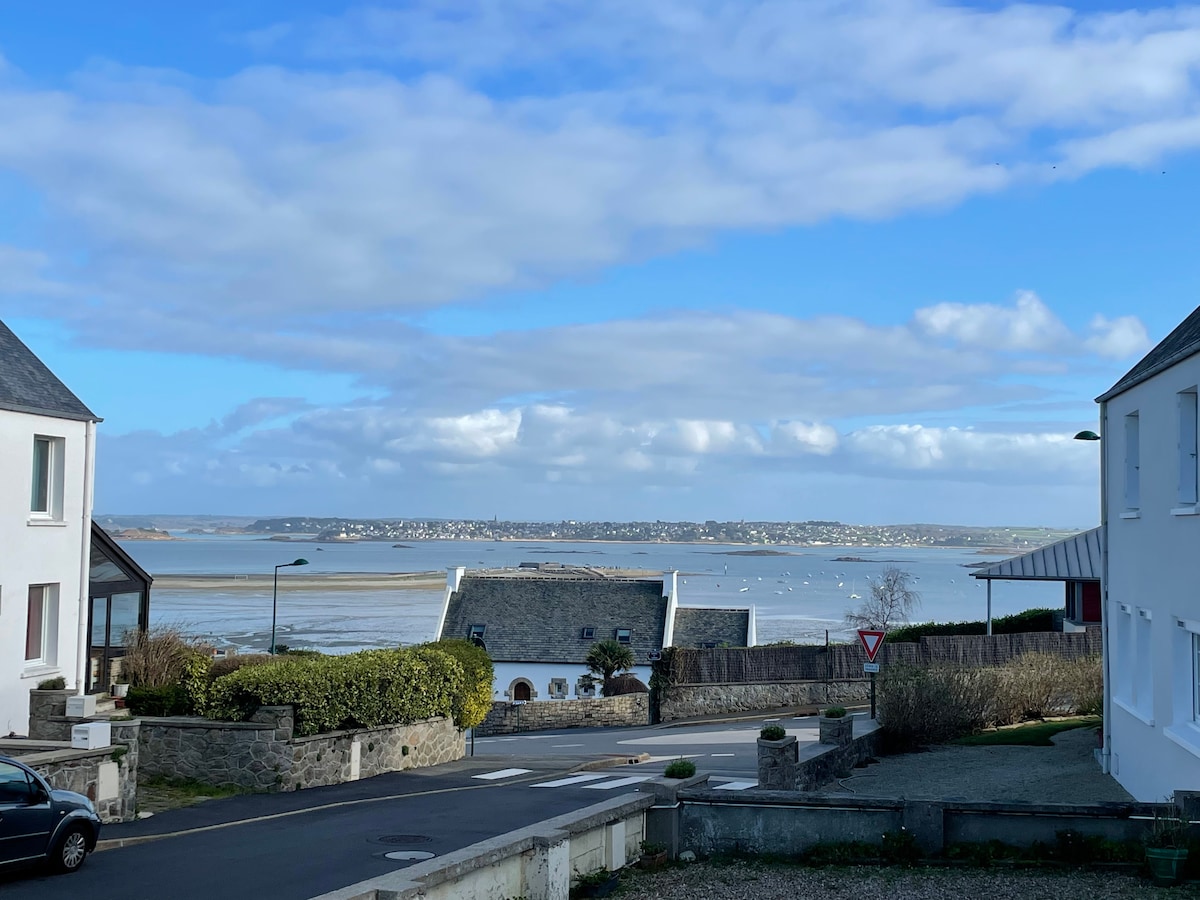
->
[1074,430,1101,441]
[271,558,309,654]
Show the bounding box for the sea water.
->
[130,535,1062,653]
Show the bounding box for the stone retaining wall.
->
[475,693,649,736]
[659,680,870,722]
[756,717,881,792]
[27,689,72,740]
[139,707,463,792]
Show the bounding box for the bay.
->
[128,535,1061,653]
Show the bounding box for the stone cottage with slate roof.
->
[1094,303,1200,800]
[435,566,754,701]
[0,319,100,735]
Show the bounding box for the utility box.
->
[71,722,111,750]
[66,695,97,718]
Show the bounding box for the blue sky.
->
[3,0,1199,526]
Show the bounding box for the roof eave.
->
[0,400,101,422]
[1096,337,1200,403]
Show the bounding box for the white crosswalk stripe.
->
[711,780,757,791]
[583,775,653,790]
[531,774,611,788]
[472,767,533,780]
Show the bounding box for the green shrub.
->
[822,706,847,719]
[425,639,494,729]
[663,759,696,779]
[126,684,192,717]
[205,646,464,736]
[760,723,787,741]
[36,676,66,690]
[885,608,1059,642]
[209,654,274,681]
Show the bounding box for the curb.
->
[572,752,651,771]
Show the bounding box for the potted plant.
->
[638,840,668,869]
[1145,806,1191,885]
[819,706,853,746]
[573,867,619,898]
[663,758,696,779]
[760,723,787,742]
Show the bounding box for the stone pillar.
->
[250,705,294,741]
[757,735,798,790]
[819,715,854,747]
[27,689,71,740]
[109,719,141,822]
[526,829,570,900]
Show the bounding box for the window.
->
[468,624,486,640]
[1194,633,1200,722]
[1124,413,1140,511]
[1133,607,1153,720]
[30,436,64,519]
[0,762,35,805]
[576,677,597,698]
[1181,391,1199,506]
[24,585,58,667]
[615,628,632,644]
[580,626,595,640]
[1114,604,1133,707]
[548,678,568,699]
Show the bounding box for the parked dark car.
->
[0,755,101,874]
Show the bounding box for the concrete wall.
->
[0,409,90,736]
[476,693,649,736]
[311,794,652,900]
[139,707,463,792]
[659,680,870,721]
[0,717,139,823]
[1104,352,1200,801]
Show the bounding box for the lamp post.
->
[1074,424,1108,771]
[271,558,309,654]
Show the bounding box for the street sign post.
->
[857,629,886,719]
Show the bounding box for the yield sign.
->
[857,629,885,663]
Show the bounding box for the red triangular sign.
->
[858,629,885,663]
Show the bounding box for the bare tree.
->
[845,567,922,631]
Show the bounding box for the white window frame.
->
[1124,413,1140,512]
[24,584,59,669]
[1164,619,1200,759]
[548,678,568,700]
[1111,603,1137,715]
[1180,391,1199,508]
[29,435,65,522]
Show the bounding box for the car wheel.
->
[52,825,90,873]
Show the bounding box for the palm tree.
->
[585,639,635,695]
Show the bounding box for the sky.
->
[2,0,1199,527]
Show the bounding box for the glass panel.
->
[31,438,50,512]
[25,587,44,661]
[0,763,34,804]
[109,592,141,648]
[90,541,132,583]
[1194,633,1200,722]
[91,596,109,645]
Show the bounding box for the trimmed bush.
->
[760,724,787,741]
[209,654,275,681]
[36,676,66,690]
[426,639,494,730]
[606,673,649,695]
[126,684,191,717]
[885,608,1059,642]
[206,646,464,736]
[822,706,847,719]
[663,759,696,779]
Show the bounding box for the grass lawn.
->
[952,715,1101,747]
[137,775,253,815]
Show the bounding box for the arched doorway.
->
[513,681,532,702]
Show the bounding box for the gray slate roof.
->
[1097,305,1200,402]
[440,575,669,664]
[672,607,750,648]
[970,527,1102,581]
[0,320,98,421]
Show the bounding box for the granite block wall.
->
[475,693,649,736]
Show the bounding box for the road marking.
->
[710,753,736,757]
[552,743,584,748]
[584,776,652,790]
[712,780,757,791]
[472,768,533,780]
[531,774,610,788]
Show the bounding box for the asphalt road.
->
[0,757,634,900]
[471,712,824,780]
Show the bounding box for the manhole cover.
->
[376,834,433,845]
[385,850,436,862]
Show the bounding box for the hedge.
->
[426,639,494,730]
[884,608,1059,643]
[205,646,465,736]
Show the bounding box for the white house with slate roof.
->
[0,320,100,736]
[1095,304,1200,801]
[435,566,755,702]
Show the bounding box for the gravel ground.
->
[816,727,1131,803]
[618,861,1186,899]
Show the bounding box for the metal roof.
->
[970,527,1102,582]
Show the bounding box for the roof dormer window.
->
[469,624,486,641]
[615,628,632,644]
[580,626,595,640]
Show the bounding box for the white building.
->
[0,320,99,736]
[435,566,755,701]
[1098,306,1200,800]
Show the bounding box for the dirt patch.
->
[817,727,1130,803]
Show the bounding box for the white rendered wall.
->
[491,662,653,701]
[0,409,89,735]
[1105,352,1200,801]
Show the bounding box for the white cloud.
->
[1084,313,1152,358]
[912,291,1072,352]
